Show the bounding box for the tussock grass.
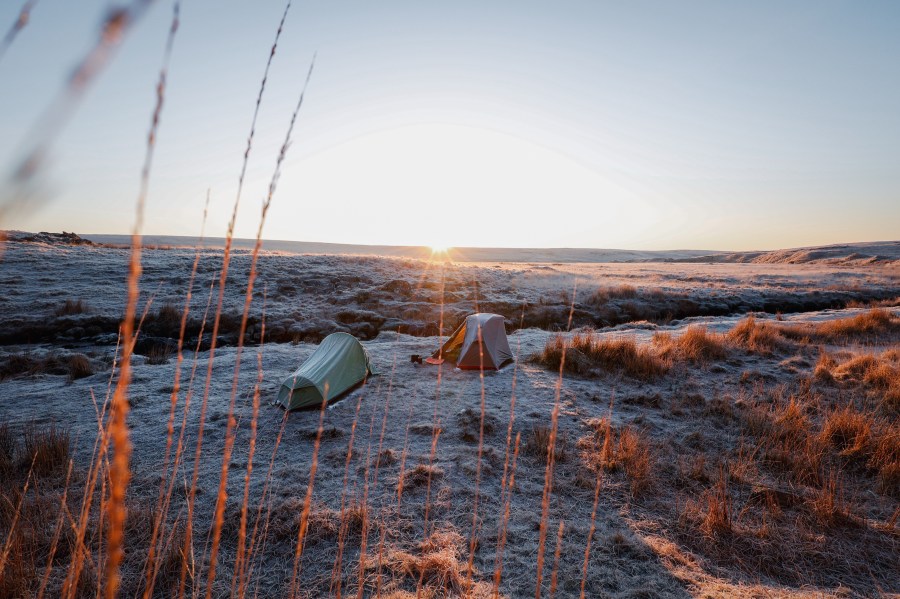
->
[814,350,837,381]
[22,422,70,475]
[54,298,88,316]
[653,325,727,363]
[523,425,570,463]
[0,352,66,380]
[534,332,669,380]
[726,315,787,354]
[701,474,733,535]
[782,308,900,343]
[0,352,94,381]
[66,353,93,380]
[372,529,494,597]
[586,284,637,304]
[807,471,852,528]
[814,351,900,414]
[400,464,443,490]
[579,419,654,496]
[145,344,172,365]
[155,302,182,325]
[0,422,14,476]
[820,405,873,460]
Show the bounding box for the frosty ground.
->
[0,239,898,598]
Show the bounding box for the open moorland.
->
[0,236,899,598]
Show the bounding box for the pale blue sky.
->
[1,0,899,250]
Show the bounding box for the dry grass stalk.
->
[492,433,520,595]
[183,5,297,593]
[329,382,367,596]
[140,194,209,599]
[357,357,399,598]
[702,471,732,535]
[230,295,267,598]
[0,461,36,587]
[0,0,38,62]
[352,379,388,599]
[464,325,490,591]
[535,284,576,599]
[288,395,328,597]
[6,0,156,204]
[808,470,849,527]
[549,520,564,597]
[421,267,450,538]
[101,4,180,596]
[243,412,288,581]
[35,458,74,599]
[206,49,315,599]
[578,471,602,599]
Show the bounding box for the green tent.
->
[276,332,376,410]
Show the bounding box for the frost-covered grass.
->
[1,250,898,597]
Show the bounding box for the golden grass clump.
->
[869,422,900,497]
[653,325,727,363]
[814,351,837,381]
[819,405,873,460]
[702,475,733,535]
[523,424,570,463]
[820,351,900,414]
[375,529,494,597]
[587,284,637,304]
[580,419,654,496]
[807,471,851,528]
[617,427,653,496]
[861,359,898,390]
[726,315,786,354]
[535,331,669,380]
[54,298,88,316]
[22,422,70,476]
[833,354,881,380]
[745,397,826,486]
[782,308,900,343]
[400,463,443,490]
[155,302,182,325]
[677,472,733,539]
[66,353,94,380]
[0,423,14,476]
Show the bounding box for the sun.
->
[430,244,450,254]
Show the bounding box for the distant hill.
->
[79,235,724,262]
[670,241,900,266]
[5,231,898,265]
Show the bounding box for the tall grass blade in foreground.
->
[0,0,38,63]
[204,50,315,599]
[3,0,157,216]
[179,4,294,592]
[535,284,577,598]
[105,3,179,596]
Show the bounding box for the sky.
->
[0,0,899,251]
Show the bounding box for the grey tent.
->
[428,313,513,370]
[276,332,375,410]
